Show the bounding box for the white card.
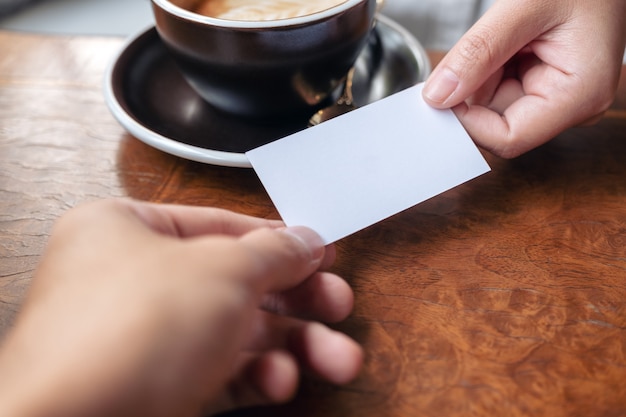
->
[246,83,490,244]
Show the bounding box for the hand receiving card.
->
[246,83,490,244]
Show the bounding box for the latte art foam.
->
[194,0,348,21]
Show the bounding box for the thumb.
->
[422,0,558,108]
[235,226,327,294]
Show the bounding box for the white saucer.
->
[104,14,430,168]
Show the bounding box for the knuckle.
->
[497,145,524,160]
[490,137,521,159]
[454,27,499,73]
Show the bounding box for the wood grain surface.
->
[1,31,625,417]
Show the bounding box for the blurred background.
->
[0,0,492,51]
[0,0,153,36]
[1,0,622,60]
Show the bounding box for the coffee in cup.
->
[151,0,377,120]
[194,0,349,21]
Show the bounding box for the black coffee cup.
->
[151,0,378,120]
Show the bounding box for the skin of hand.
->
[0,199,363,417]
[423,0,626,158]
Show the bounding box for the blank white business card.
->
[246,83,490,244]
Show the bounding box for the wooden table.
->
[1,31,625,417]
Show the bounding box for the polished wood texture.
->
[1,31,625,416]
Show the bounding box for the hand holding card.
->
[247,83,490,244]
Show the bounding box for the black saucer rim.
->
[103,14,431,168]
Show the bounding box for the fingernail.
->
[281,226,325,262]
[423,67,459,105]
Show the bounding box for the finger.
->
[454,91,576,158]
[465,66,504,107]
[422,0,561,108]
[184,226,329,298]
[204,351,299,415]
[290,322,364,385]
[242,351,299,403]
[205,321,363,414]
[262,271,354,323]
[242,313,362,384]
[235,226,328,294]
[453,60,605,158]
[243,310,302,351]
[124,199,283,238]
[119,200,333,294]
[485,77,525,115]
